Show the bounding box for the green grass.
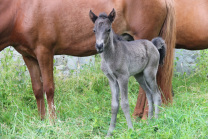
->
[0,49,208,138]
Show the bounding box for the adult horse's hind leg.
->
[134,73,154,119]
[36,47,55,119]
[23,56,45,119]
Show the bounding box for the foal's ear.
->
[108,8,116,22]
[89,10,98,23]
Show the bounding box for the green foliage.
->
[0,50,208,138]
[196,50,208,77]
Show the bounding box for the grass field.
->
[0,49,208,138]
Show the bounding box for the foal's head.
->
[89,9,116,53]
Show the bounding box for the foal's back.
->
[116,39,160,76]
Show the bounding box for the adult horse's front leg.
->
[23,56,45,119]
[36,47,55,119]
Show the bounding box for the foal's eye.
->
[107,28,111,32]
[93,29,96,33]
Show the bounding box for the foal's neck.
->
[101,30,117,60]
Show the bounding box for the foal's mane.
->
[115,34,126,41]
[98,13,108,19]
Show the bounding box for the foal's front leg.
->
[107,76,119,136]
[118,76,133,129]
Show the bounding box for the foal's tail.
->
[152,37,166,65]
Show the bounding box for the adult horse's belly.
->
[175,0,208,50]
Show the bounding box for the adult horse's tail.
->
[157,0,176,103]
[152,37,166,65]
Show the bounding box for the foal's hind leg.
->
[134,73,154,119]
[152,88,161,118]
[143,68,162,118]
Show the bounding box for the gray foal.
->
[89,9,166,136]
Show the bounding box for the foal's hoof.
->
[106,132,113,137]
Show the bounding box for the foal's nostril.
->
[96,43,103,49]
[96,43,104,53]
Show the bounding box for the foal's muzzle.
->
[96,43,104,53]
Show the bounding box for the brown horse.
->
[0,0,175,119]
[133,0,208,119]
